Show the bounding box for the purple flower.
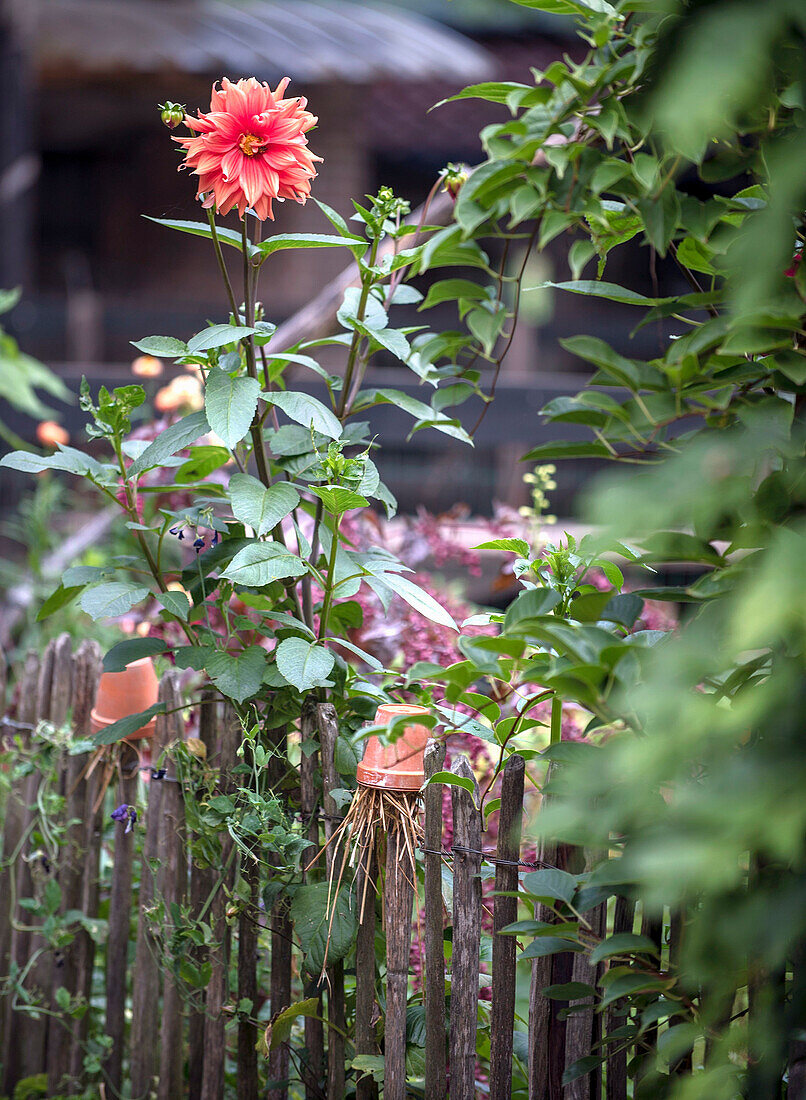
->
[111,803,137,834]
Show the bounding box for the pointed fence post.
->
[450,757,482,1100]
[0,647,39,1089]
[355,843,379,1100]
[490,754,525,1100]
[605,895,635,1100]
[267,724,293,1100]
[46,639,100,1094]
[130,672,172,1098]
[384,814,416,1100]
[423,738,447,1100]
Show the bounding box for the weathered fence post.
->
[188,691,219,1100]
[238,855,260,1100]
[201,701,240,1100]
[423,738,447,1100]
[299,696,324,1100]
[268,724,293,1100]
[104,737,139,1093]
[46,639,101,1094]
[450,757,482,1100]
[157,672,188,1100]
[490,754,525,1100]
[605,894,635,1100]
[565,861,606,1100]
[384,815,416,1100]
[355,844,379,1100]
[130,673,173,1098]
[0,647,39,1087]
[318,701,346,1100]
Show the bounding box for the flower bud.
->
[441,162,470,202]
[158,101,186,129]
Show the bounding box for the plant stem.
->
[550,694,563,746]
[317,516,342,642]
[206,209,240,322]
[336,234,381,419]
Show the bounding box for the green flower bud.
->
[158,101,186,129]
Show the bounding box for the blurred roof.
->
[38,0,493,83]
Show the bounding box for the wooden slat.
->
[317,702,345,1100]
[450,757,482,1100]
[299,697,324,1100]
[355,846,379,1100]
[423,739,447,1100]
[130,674,172,1098]
[565,895,606,1100]
[104,740,139,1093]
[267,724,292,1100]
[200,701,240,1100]
[157,672,188,1100]
[188,692,219,1100]
[489,754,525,1100]
[384,822,415,1100]
[605,894,635,1100]
[46,639,100,1093]
[238,854,259,1100]
[0,647,39,1086]
[528,837,556,1100]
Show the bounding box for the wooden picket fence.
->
[0,634,658,1099]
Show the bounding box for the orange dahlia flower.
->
[175,77,321,221]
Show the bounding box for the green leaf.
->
[220,543,307,587]
[262,390,342,440]
[530,281,667,306]
[103,637,167,672]
[424,770,476,797]
[522,868,578,905]
[562,1056,603,1087]
[369,572,457,631]
[130,335,189,358]
[205,369,261,449]
[521,440,613,461]
[268,998,320,1051]
[589,933,659,966]
[504,587,561,630]
[205,647,267,704]
[420,279,488,310]
[228,474,300,536]
[90,703,166,747]
[187,325,258,354]
[144,216,254,256]
[543,982,595,1001]
[36,584,82,621]
[257,233,364,258]
[473,537,531,556]
[127,410,210,478]
[600,593,643,627]
[275,638,335,692]
[80,582,150,621]
[520,937,584,959]
[310,485,369,515]
[289,881,357,974]
[0,446,104,479]
[157,590,191,620]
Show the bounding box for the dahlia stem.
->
[550,694,562,746]
[336,233,381,419]
[206,209,240,323]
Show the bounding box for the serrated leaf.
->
[205,647,267,704]
[157,590,191,620]
[257,232,364,257]
[130,335,189,358]
[473,538,531,556]
[127,410,210,478]
[205,369,261,448]
[228,474,299,536]
[275,638,335,692]
[80,582,150,621]
[187,324,258,354]
[310,485,369,515]
[103,637,167,672]
[220,543,307,587]
[289,881,357,973]
[262,390,342,440]
[144,216,254,255]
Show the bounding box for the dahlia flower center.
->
[238,132,267,157]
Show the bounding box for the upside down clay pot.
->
[356,703,430,791]
[90,657,159,742]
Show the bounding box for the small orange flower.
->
[175,76,322,221]
[36,421,69,448]
[132,355,164,378]
[154,375,204,412]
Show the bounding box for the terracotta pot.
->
[90,657,159,742]
[356,703,431,791]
